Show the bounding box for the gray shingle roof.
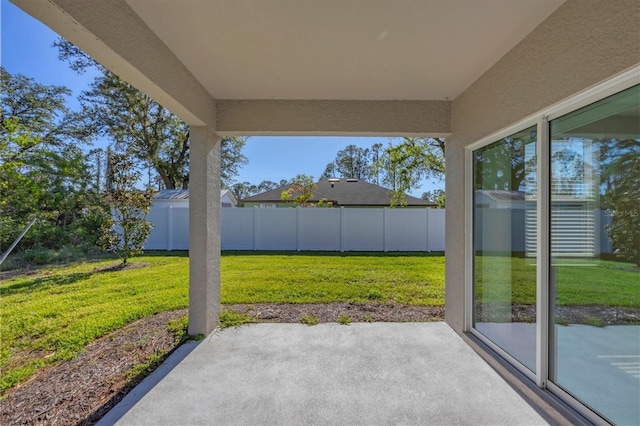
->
[242,179,434,206]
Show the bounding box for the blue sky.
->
[1,0,442,196]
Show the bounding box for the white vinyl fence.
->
[145,207,445,252]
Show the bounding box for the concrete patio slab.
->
[99,322,549,426]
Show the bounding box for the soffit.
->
[125,0,565,101]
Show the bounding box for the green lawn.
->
[0,251,444,393]
[475,256,640,306]
[221,251,445,305]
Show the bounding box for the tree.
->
[551,148,590,195]
[231,182,258,202]
[87,148,108,192]
[473,135,534,192]
[1,67,104,250]
[55,38,248,189]
[369,142,384,185]
[319,162,337,180]
[280,174,316,207]
[230,180,281,205]
[323,144,375,181]
[600,138,640,266]
[321,142,387,183]
[421,189,446,208]
[336,144,371,180]
[320,138,446,207]
[375,137,445,207]
[258,180,281,193]
[99,153,154,265]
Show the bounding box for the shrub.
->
[20,246,54,265]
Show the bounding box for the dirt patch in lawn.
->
[0,302,443,425]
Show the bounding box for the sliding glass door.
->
[549,85,640,425]
[471,81,639,424]
[473,126,537,373]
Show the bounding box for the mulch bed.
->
[0,309,188,426]
[226,302,444,323]
[0,303,444,426]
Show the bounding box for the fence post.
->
[167,205,173,251]
[383,207,388,252]
[253,207,258,250]
[425,208,430,252]
[296,206,302,251]
[340,207,345,252]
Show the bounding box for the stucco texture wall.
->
[216,100,450,136]
[445,0,640,333]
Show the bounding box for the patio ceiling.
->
[13,0,565,134]
[124,0,564,102]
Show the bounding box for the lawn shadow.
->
[0,260,148,295]
[1,272,95,295]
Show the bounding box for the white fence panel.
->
[298,208,341,250]
[255,208,297,250]
[147,205,447,252]
[384,209,429,251]
[427,208,446,251]
[170,207,190,250]
[221,208,254,250]
[342,208,384,251]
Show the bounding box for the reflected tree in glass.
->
[600,138,640,266]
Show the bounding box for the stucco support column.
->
[444,137,466,334]
[188,126,221,335]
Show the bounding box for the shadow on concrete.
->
[97,339,202,425]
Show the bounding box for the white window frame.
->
[464,65,639,423]
[464,118,538,383]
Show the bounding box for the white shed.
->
[153,189,237,207]
[145,189,237,250]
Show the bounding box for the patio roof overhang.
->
[11,4,640,421]
[13,0,564,135]
[12,0,639,344]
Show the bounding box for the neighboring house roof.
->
[154,189,238,206]
[241,179,434,207]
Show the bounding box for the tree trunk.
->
[159,171,174,189]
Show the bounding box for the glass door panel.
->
[473,126,537,372]
[549,85,640,425]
